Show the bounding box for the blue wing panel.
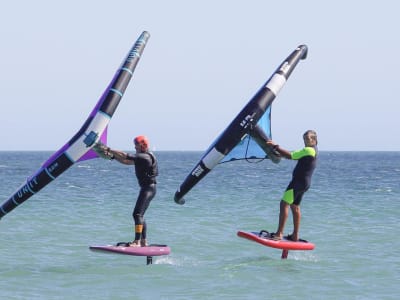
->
[221,106,272,163]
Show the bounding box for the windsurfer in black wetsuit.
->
[98,135,158,247]
[266,130,318,242]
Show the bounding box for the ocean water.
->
[0,151,399,300]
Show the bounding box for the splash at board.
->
[237,230,315,259]
[0,31,150,220]
[174,45,308,205]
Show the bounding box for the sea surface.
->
[0,151,399,299]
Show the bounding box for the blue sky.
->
[1,0,399,151]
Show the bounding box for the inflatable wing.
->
[174,45,308,205]
[0,31,150,219]
[220,106,276,163]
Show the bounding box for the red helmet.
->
[133,135,149,150]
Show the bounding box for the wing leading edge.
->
[0,31,150,219]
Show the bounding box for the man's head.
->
[303,130,317,147]
[134,135,149,152]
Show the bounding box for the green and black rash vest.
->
[290,145,318,189]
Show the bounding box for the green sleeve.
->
[290,147,316,160]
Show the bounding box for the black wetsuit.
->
[283,145,317,205]
[126,152,158,240]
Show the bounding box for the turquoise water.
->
[0,151,399,299]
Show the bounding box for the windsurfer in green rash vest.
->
[266,130,318,241]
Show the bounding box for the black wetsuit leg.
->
[286,179,310,206]
[133,184,156,240]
